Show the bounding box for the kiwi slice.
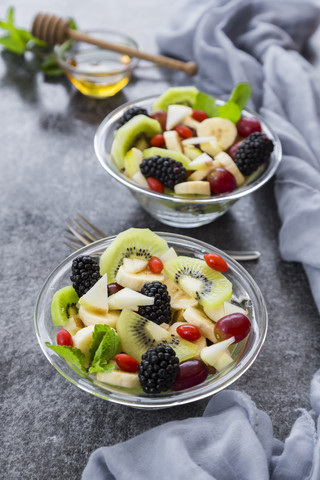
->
[111,115,162,169]
[116,309,199,362]
[51,285,79,326]
[152,86,199,112]
[99,228,169,282]
[143,147,191,168]
[164,256,232,310]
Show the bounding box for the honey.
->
[64,51,132,98]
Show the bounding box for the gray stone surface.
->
[1,1,320,479]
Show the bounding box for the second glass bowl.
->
[94,95,282,227]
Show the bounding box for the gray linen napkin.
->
[156,0,320,313]
[82,370,320,479]
[83,1,320,478]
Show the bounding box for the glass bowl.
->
[94,95,282,227]
[55,30,139,98]
[34,232,267,409]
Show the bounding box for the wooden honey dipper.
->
[31,13,197,76]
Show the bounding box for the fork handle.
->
[226,251,260,261]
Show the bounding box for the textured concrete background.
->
[1,1,320,479]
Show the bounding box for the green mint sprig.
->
[0,7,77,76]
[46,324,120,376]
[193,82,252,123]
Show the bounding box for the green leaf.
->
[193,91,218,117]
[45,342,87,374]
[0,34,25,54]
[216,83,251,123]
[228,82,251,111]
[89,362,115,375]
[90,326,120,372]
[6,7,14,25]
[40,54,64,76]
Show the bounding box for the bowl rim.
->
[55,28,139,76]
[34,232,268,408]
[94,94,282,205]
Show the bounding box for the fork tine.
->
[65,223,92,245]
[69,217,99,242]
[64,240,81,251]
[64,234,83,245]
[76,213,107,239]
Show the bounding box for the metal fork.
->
[64,213,260,261]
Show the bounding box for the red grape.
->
[147,177,164,193]
[57,328,73,347]
[228,141,243,160]
[173,359,208,391]
[149,256,163,273]
[237,117,262,137]
[151,110,167,131]
[192,110,208,122]
[204,253,228,272]
[150,134,165,147]
[207,168,236,194]
[175,125,193,139]
[214,313,251,343]
[176,324,201,341]
[115,354,139,373]
[108,283,124,296]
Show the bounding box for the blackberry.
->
[70,256,101,297]
[140,155,187,189]
[116,106,149,128]
[138,281,172,325]
[235,132,274,176]
[138,344,180,394]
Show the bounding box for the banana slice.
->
[78,305,120,328]
[196,118,237,150]
[116,265,164,291]
[187,168,213,182]
[182,145,202,160]
[163,130,183,153]
[96,368,140,388]
[188,153,214,171]
[214,152,244,186]
[123,258,149,274]
[174,181,210,195]
[200,139,224,157]
[183,306,218,343]
[182,115,200,130]
[72,325,95,360]
[163,278,198,310]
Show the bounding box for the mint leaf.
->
[40,54,64,76]
[6,7,14,25]
[45,342,87,375]
[90,326,120,372]
[228,82,251,111]
[0,34,24,54]
[193,91,218,117]
[89,362,115,375]
[217,83,251,123]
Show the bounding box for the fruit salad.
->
[46,229,252,394]
[110,84,274,197]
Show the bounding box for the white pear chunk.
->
[160,247,178,265]
[79,274,108,314]
[124,148,143,178]
[187,168,213,182]
[183,144,202,160]
[223,302,248,316]
[182,115,200,130]
[72,325,95,360]
[132,171,149,188]
[182,136,217,146]
[214,152,245,186]
[78,305,120,328]
[96,369,140,388]
[183,306,217,343]
[166,104,192,130]
[200,139,224,157]
[116,265,164,291]
[108,287,155,310]
[203,304,226,322]
[123,258,149,274]
[163,130,183,153]
[200,336,235,370]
